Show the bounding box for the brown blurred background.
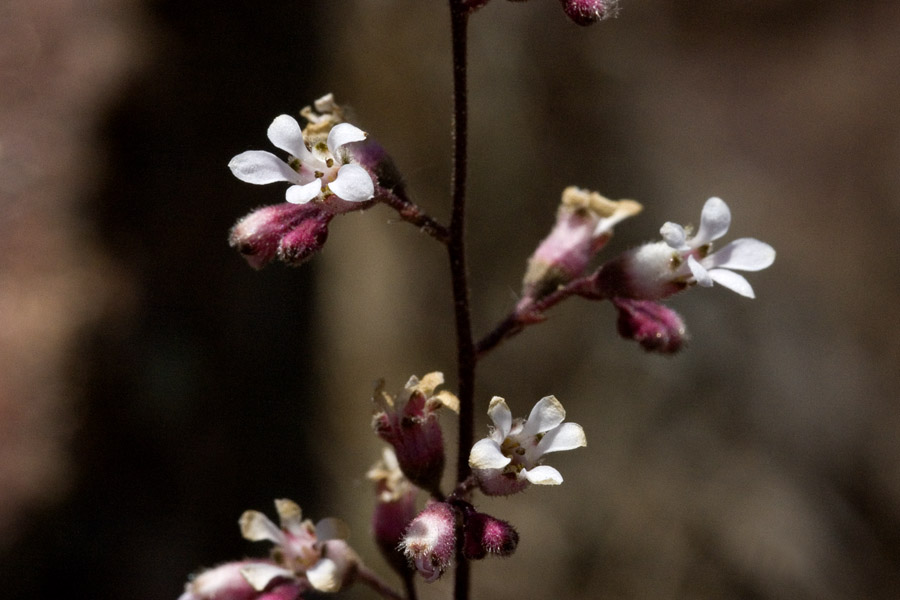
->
[1,1,898,599]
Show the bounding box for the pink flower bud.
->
[559,0,617,26]
[461,510,519,560]
[611,297,687,354]
[178,561,303,600]
[401,502,457,582]
[372,373,458,495]
[228,203,333,269]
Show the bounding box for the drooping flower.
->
[594,197,776,300]
[229,115,374,205]
[239,499,357,594]
[372,372,459,495]
[469,395,586,496]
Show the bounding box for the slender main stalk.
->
[448,2,474,600]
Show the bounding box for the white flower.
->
[659,197,775,298]
[229,115,375,204]
[469,395,586,496]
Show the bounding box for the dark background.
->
[1,1,898,599]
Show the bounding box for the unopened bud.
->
[401,502,457,582]
[612,297,687,354]
[559,0,618,26]
[229,203,333,269]
[462,511,519,560]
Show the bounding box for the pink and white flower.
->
[469,395,586,496]
[229,115,374,205]
[595,197,775,300]
[657,196,775,298]
[239,499,357,593]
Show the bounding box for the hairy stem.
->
[448,2,474,600]
[379,187,451,243]
[475,275,599,358]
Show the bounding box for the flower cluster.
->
[227,95,391,269]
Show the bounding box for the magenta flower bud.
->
[229,203,333,269]
[559,0,617,26]
[611,297,687,354]
[372,373,459,495]
[178,561,304,600]
[400,502,457,582]
[462,511,519,560]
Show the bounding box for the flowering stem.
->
[379,188,451,243]
[475,275,599,358]
[356,564,406,600]
[448,2,474,600]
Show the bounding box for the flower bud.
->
[559,0,618,26]
[611,297,687,354]
[462,511,519,560]
[401,502,457,582]
[178,561,303,600]
[229,203,333,269]
[372,373,458,495]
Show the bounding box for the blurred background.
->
[1,0,899,598]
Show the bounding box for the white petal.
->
[705,238,775,272]
[709,268,756,298]
[315,517,350,541]
[267,115,312,160]
[523,465,564,485]
[239,510,284,544]
[522,395,566,437]
[229,151,301,185]
[285,179,322,204]
[688,255,713,287]
[660,222,688,249]
[693,197,731,246]
[307,559,340,592]
[274,498,303,534]
[486,396,512,438]
[326,122,367,155]
[537,422,587,455]
[239,563,294,591]
[328,164,374,202]
[469,438,511,469]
